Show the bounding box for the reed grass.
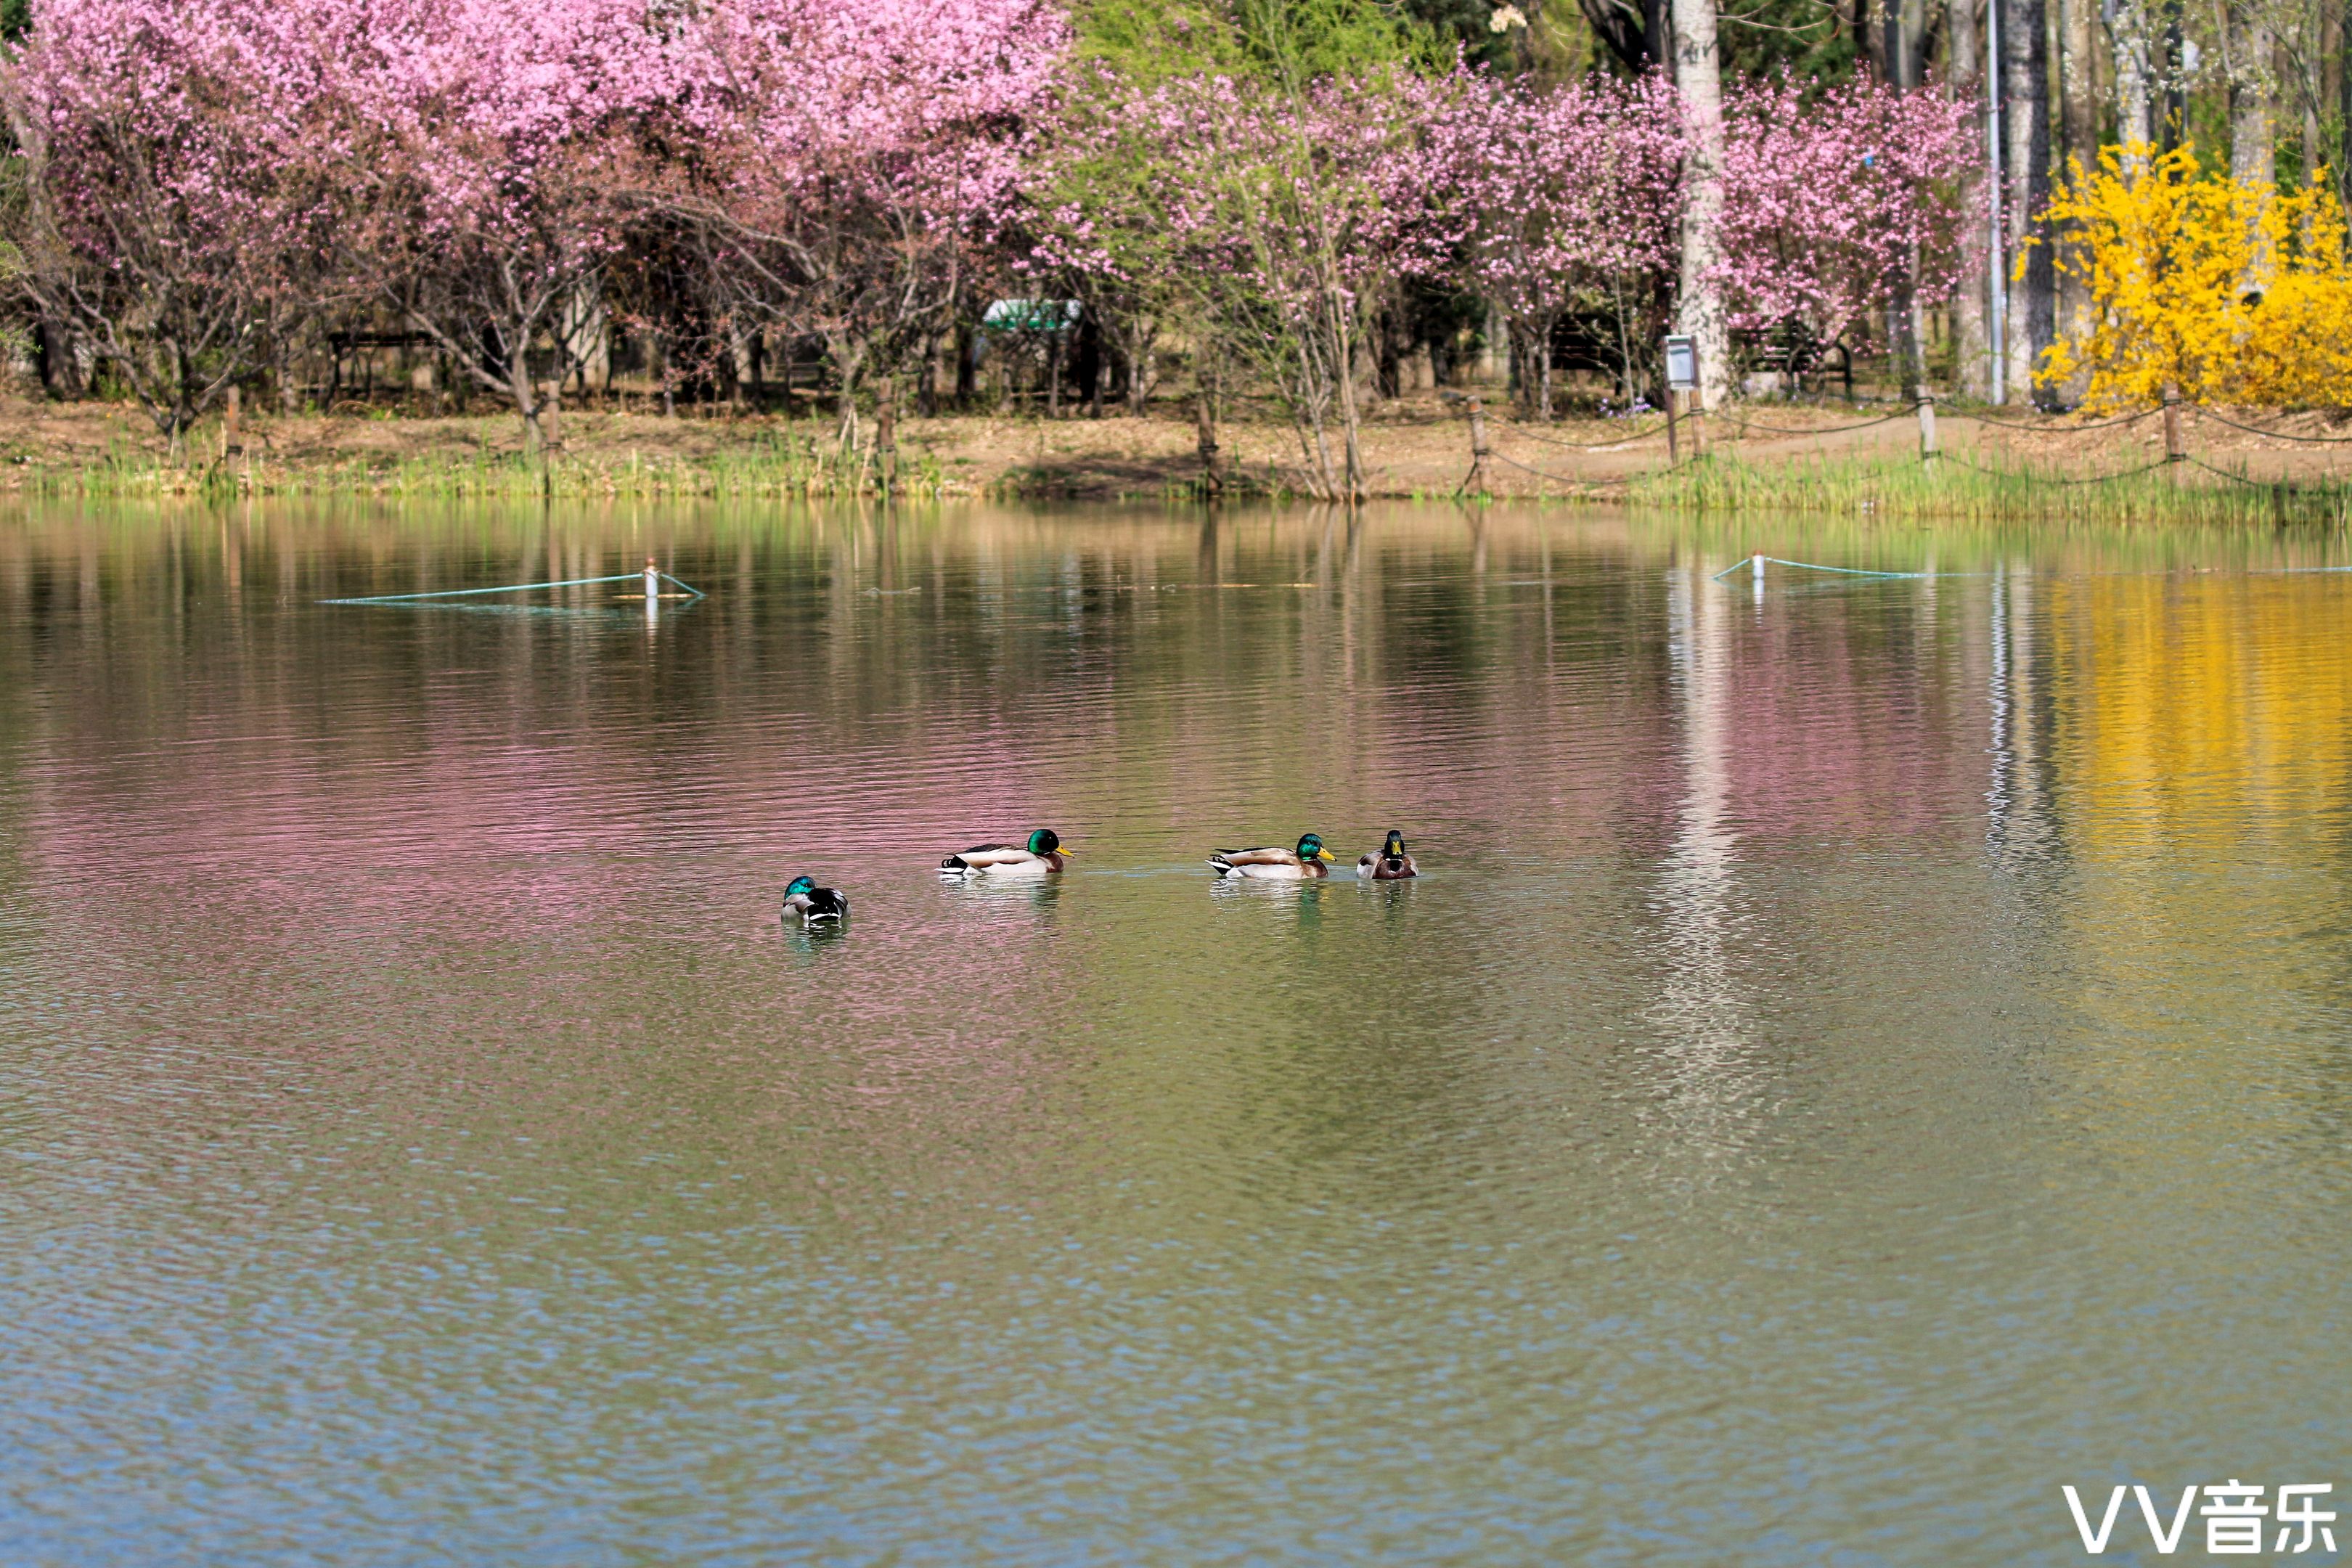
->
[1626,451,2352,527]
[13,430,960,501]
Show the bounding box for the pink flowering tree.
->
[1712,76,1977,375]
[1429,70,1683,418]
[1037,65,1455,499]
[324,0,688,452]
[1,0,353,453]
[668,0,1066,435]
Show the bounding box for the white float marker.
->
[1752,552,1765,605]
[645,555,661,624]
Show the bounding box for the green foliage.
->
[1630,451,2352,526]
[1389,0,1516,70]
[1069,0,1445,89]
[1716,0,1861,92]
[17,429,960,500]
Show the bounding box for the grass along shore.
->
[7,392,2352,518]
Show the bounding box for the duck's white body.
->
[1218,860,1318,880]
[1207,844,1331,880]
[940,842,1067,878]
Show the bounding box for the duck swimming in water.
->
[1358,830,1418,880]
[939,828,1073,878]
[782,875,849,924]
[1207,833,1336,880]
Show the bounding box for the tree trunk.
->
[2226,0,2277,275]
[2227,4,2277,187]
[830,336,865,446]
[2058,0,2094,166]
[1673,0,1733,409]
[2161,0,2186,152]
[1195,392,1222,497]
[1122,321,1154,415]
[2002,0,2056,405]
[1332,294,1365,500]
[2056,0,2096,402]
[1884,0,1928,402]
[2329,3,2347,205]
[509,338,543,455]
[1884,0,1927,83]
[1537,317,1556,422]
[2110,0,2157,150]
[36,319,82,400]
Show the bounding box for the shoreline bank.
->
[6,394,2351,515]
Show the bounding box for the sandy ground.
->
[4,388,2350,497]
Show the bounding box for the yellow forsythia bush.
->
[2039,142,2352,409]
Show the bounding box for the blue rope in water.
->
[323,571,704,605]
[1710,555,1967,582]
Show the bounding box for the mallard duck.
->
[1207,833,1336,879]
[939,828,1073,878]
[1358,829,1418,880]
[782,875,849,924]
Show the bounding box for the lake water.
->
[1,501,2348,1566]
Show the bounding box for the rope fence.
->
[1504,419,1675,449]
[1945,407,2155,432]
[1934,450,2174,486]
[1715,407,1916,436]
[2188,406,2352,443]
[1448,391,2352,498]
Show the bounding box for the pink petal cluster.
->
[1711,75,1980,345]
[1426,70,1684,321]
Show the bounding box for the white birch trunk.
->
[2229,4,2277,277]
[1950,0,1993,398]
[2110,0,2157,151]
[1673,0,1731,409]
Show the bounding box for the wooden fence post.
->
[1665,392,1680,465]
[1916,393,1937,464]
[2163,384,2184,479]
[539,381,562,451]
[224,384,242,462]
[876,376,898,493]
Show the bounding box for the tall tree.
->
[2056,0,2096,397]
[1,0,353,452]
[2001,0,2055,402]
[1673,0,1731,407]
[2109,0,2159,149]
[1950,0,1993,397]
[2226,0,2279,189]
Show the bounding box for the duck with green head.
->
[1357,830,1418,880]
[939,828,1073,878]
[1207,833,1336,880]
[782,875,849,923]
